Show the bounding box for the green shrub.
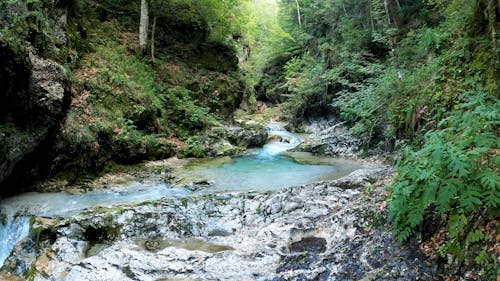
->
[388,91,499,277]
[182,136,206,158]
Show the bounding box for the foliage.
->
[0,0,53,55]
[163,87,219,138]
[238,0,294,88]
[388,92,499,277]
[258,0,499,277]
[389,92,499,240]
[59,18,230,171]
[147,0,247,47]
[263,0,396,132]
[0,0,88,63]
[282,54,330,125]
[182,136,207,158]
[195,0,246,42]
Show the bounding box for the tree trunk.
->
[395,0,402,11]
[370,1,375,32]
[391,43,403,80]
[384,1,403,80]
[384,0,391,24]
[295,0,302,27]
[139,0,149,54]
[151,15,156,60]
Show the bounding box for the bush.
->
[388,91,499,277]
[182,136,206,158]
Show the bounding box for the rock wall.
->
[0,0,87,196]
[0,49,70,197]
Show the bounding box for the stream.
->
[0,122,360,268]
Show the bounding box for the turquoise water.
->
[178,153,355,192]
[0,122,360,268]
[175,124,358,192]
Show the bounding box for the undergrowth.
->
[60,20,224,171]
[260,0,499,277]
[388,91,499,278]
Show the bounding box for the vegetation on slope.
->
[250,0,498,278]
[50,1,250,176]
[0,0,250,184]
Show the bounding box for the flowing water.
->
[0,184,190,266]
[174,122,359,191]
[0,122,360,268]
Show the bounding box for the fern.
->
[388,91,499,255]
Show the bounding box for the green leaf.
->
[449,153,470,177]
[466,230,486,244]
[479,171,499,190]
[437,182,457,211]
[460,189,483,210]
[448,214,467,239]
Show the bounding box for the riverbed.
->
[0,122,363,270]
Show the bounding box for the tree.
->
[139,0,149,54]
[295,0,302,27]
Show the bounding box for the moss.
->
[218,144,245,156]
[180,198,189,207]
[24,263,37,281]
[50,13,245,177]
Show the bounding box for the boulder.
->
[298,118,361,157]
[203,125,268,156]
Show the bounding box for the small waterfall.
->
[0,213,30,267]
[258,121,306,159]
[0,183,189,268]
[174,121,356,192]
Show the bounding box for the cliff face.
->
[0,51,69,194]
[0,52,70,196]
[0,0,75,196]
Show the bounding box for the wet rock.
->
[144,238,164,252]
[5,167,436,280]
[226,125,268,147]
[298,118,361,157]
[289,237,327,253]
[267,135,283,142]
[204,125,268,156]
[85,243,109,257]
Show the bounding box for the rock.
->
[52,8,68,47]
[0,272,24,281]
[28,49,69,126]
[0,48,70,196]
[289,237,327,253]
[225,125,268,148]
[5,166,437,280]
[267,135,283,142]
[203,125,268,156]
[298,117,361,157]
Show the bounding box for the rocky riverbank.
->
[2,166,438,280]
